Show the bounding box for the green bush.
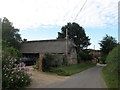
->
[34,54,61,71]
[2,40,32,89]
[62,55,68,66]
[2,40,22,61]
[53,54,61,67]
[100,52,107,64]
[106,45,119,72]
[2,56,32,89]
[50,67,70,76]
[42,53,55,72]
[77,51,93,63]
[102,45,120,88]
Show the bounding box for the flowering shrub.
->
[33,60,39,70]
[2,56,32,89]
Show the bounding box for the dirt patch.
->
[26,66,70,88]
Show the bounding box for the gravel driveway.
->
[26,66,70,88]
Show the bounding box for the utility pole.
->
[66,28,68,60]
[94,45,95,50]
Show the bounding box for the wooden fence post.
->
[39,53,42,71]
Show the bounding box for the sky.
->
[0,0,119,50]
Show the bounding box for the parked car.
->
[22,57,35,66]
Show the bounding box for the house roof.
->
[20,39,76,54]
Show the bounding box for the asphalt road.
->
[44,64,107,88]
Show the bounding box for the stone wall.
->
[42,52,77,66]
[67,53,77,65]
[54,53,77,66]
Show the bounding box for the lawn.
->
[50,63,96,76]
[102,66,118,88]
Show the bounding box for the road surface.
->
[43,64,107,88]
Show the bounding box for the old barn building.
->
[20,39,77,67]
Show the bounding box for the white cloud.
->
[0,0,119,30]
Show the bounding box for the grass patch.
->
[102,66,118,88]
[50,63,96,76]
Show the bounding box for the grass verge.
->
[102,66,118,88]
[50,63,96,76]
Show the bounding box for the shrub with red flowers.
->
[2,56,32,89]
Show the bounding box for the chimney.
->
[23,39,27,42]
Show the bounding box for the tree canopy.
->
[99,34,117,63]
[99,34,117,55]
[57,22,91,53]
[2,17,22,49]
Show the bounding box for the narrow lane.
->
[44,64,107,88]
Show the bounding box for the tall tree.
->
[99,34,117,63]
[2,17,22,49]
[58,22,91,53]
[0,18,2,40]
[99,34,117,55]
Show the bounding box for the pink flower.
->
[14,59,17,62]
[11,79,13,81]
[4,65,6,67]
[13,68,16,70]
[18,76,20,79]
[30,76,32,79]
[9,65,11,67]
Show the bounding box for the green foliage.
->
[102,45,120,88]
[100,53,106,64]
[106,45,119,72]
[57,22,91,53]
[77,51,93,63]
[50,63,96,76]
[33,60,39,70]
[62,55,68,66]
[36,60,39,69]
[2,39,31,89]
[34,53,61,71]
[42,53,59,71]
[2,17,22,49]
[3,47,21,58]
[2,56,32,89]
[2,40,22,62]
[42,53,53,71]
[99,34,117,63]
[53,54,62,67]
[102,66,118,88]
